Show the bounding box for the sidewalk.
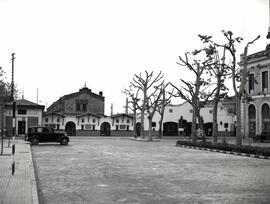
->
[0,138,39,204]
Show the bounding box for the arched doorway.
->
[204,122,213,136]
[65,121,76,136]
[248,104,256,137]
[136,123,141,136]
[262,103,270,132]
[163,122,178,136]
[100,122,111,136]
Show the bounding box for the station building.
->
[242,46,270,138]
[43,87,135,136]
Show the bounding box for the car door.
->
[42,127,53,142]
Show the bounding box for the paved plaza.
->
[32,138,270,204]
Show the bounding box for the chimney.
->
[99,91,103,96]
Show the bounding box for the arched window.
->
[248,104,256,137]
[262,103,270,132]
[248,105,256,119]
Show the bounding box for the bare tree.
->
[145,81,166,141]
[130,71,164,139]
[171,52,215,143]
[123,86,140,138]
[197,34,230,145]
[156,84,173,138]
[221,31,259,146]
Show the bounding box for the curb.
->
[129,138,160,142]
[28,144,39,204]
[176,144,270,160]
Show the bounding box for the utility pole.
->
[1,66,3,155]
[267,0,270,39]
[36,88,39,104]
[11,53,16,176]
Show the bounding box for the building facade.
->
[136,101,236,137]
[43,87,135,136]
[4,99,44,136]
[242,47,270,138]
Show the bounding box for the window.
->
[45,118,49,122]
[76,102,87,112]
[82,104,87,112]
[248,73,254,93]
[127,119,130,124]
[57,118,60,123]
[224,123,228,128]
[76,103,81,111]
[116,119,119,123]
[220,121,223,125]
[18,109,27,115]
[262,71,268,92]
[169,109,173,113]
[81,118,85,123]
[42,128,49,133]
[120,125,126,130]
[152,122,156,127]
[93,118,96,123]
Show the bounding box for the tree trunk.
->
[212,82,220,145]
[191,106,197,143]
[148,117,153,141]
[212,100,218,145]
[133,107,137,138]
[158,113,164,138]
[140,108,144,138]
[235,94,242,146]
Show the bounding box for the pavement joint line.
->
[28,143,39,204]
[177,144,270,160]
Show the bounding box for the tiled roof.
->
[43,112,65,117]
[5,99,45,109]
[76,112,101,118]
[111,113,134,118]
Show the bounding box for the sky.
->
[0,0,268,115]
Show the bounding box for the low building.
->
[136,101,236,137]
[4,99,44,136]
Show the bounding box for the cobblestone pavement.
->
[0,139,39,204]
[32,138,270,204]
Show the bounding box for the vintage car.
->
[252,131,270,142]
[25,126,69,145]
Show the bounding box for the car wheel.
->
[31,137,39,145]
[60,138,69,145]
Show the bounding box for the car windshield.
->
[37,128,43,133]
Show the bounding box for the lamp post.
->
[11,53,16,175]
[267,0,270,39]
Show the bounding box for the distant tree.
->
[221,31,260,146]
[123,86,140,138]
[145,80,166,141]
[170,52,215,143]
[0,67,18,102]
[197,34,230,145]
[130,71,164,139]
[156,84,173,138]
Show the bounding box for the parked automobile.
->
[25,126,69,145]
[253,131,270,142]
